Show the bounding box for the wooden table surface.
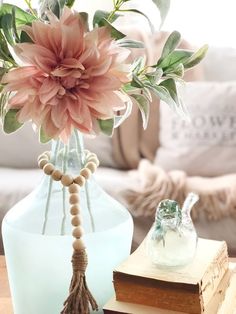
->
[0,256,13,314]
[1,255,236,314]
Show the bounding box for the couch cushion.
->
[0,123,116,168]
[155,81,236,177]
[202,47,236,81]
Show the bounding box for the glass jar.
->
[2,131,133,314]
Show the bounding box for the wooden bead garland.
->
[38,150,99,313]
[38,150,99,249]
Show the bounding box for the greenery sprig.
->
[0,0,207,141]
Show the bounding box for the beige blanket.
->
[125,160,236,221]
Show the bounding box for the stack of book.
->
[103,238,236,314]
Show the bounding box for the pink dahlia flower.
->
[2,8,131,141]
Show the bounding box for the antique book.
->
[218,263,236,313]
[113,238,229,314]
[104,263,236,313]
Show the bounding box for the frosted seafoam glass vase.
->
[2,130,133,314]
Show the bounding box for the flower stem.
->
[41,177,53,235]
[61,144,69,235]
[74,130,95,232]
[85,183,95,232]
[42,140,60,235]
[24,0,37,17]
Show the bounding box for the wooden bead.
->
[69,183,79,194]
[85,162,97,173]
[61,174,74,186]
[71,215,82,226]
[51,169,62,181]
[69,193,79,205]
[70,205,80,215]
[38,159,48,169]
[87,152,97,159]
[43,163,55,175]
[83,149,90,155]
[38,154,48,162]
[44,151,51,158]
[73,238,85,251]
[72,226,84,238]
[80,168,91,179]
[88,157,99,166]
[74,175,85,186]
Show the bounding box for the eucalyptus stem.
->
[74,130,95,233]
[61,144,69,235]
[42,139,60,235]
[107,0,123,22]
[24,0,37,17]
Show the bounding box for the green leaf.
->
[93,10,120,28]
[117,39,144,48]
[11,7,20,43]
[131,94,150,129]
[145,82,177,110]
[146,68,163,84]
[131,74,145,88]
[159,31,181,61]
[0,67,8,80]
[65,0,75,8]
[114,99,132,128]
[39,0,66,19]
[159,78,189,119]
[131,56,146,74]
[39,127,52,143]
[0,30,15,63]
[159,78,179,104]
[0,4,36,27]
[98,118,114,136]
[1,14,14,46]
[96,18,125,40]
[3,109,23,134]
[20,30,33,43]
[152,0,171,28]
[119,9,154,33]
[157,50,193,71]
[79,12,89,31]
[165,63,184,78]
[0,91,9,118]
[183,44,208,69]
[122,83,138,94]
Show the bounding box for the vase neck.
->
[50,130,85,176]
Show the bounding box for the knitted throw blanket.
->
[125,160,236,221]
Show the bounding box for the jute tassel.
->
[61,249,98,314]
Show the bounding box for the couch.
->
[1,42,236,256]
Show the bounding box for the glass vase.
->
[2,131,133,314]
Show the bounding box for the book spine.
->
[114,280,202,314]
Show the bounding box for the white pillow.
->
[202,47,236,82]
[0,123,116,168]
[155,81,236,177]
